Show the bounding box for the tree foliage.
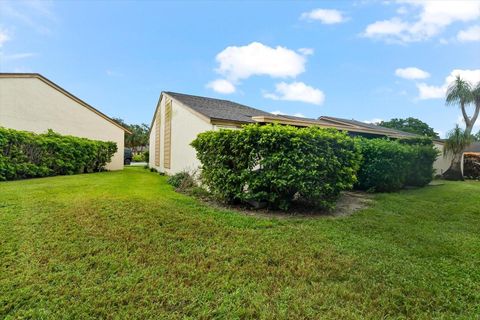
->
[442,125,474,181]
[442,77,480,180]
[446,76,479,135]
[378,117,439,138]
[113,118,149,153]
[443,126,473,158]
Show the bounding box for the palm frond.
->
[444,125,473,157]
[446,76,474,106]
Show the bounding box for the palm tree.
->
[443,126,473,181]
[446,76,477,135]
[473,81,480,132]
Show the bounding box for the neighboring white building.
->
[149,91,449,175]
[0,73,129,170]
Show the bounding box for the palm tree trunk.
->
[467,102,480,135]
[462,102,480,136]
[443,153,464,181]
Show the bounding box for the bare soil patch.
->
[197,191,374,219]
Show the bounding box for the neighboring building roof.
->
[152,91,436,140]
[164,92,272,123]
[465,142,480,153]
[319,116,420,138]
[0,73,131,133]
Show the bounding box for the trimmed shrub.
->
[133,154,144,162]
[191,124,361,210]
[355,138,411,192]
[355,137,437,192]
[398,137,438,186]
[0,127,117,181]
[133,151,149,162]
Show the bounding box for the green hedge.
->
[355,137,437,192]
[0,127,117,181]
[191,124,361,210]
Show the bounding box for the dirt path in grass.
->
[201,191,374,219]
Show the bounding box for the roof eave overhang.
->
[251,115,423,139]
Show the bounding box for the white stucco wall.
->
[432,142,465,175]
[0,77,125,170]
[149,94,215,174]
[148,118,157,169]
[169,101,214,174]
[433,143,450,175]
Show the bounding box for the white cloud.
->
[206,79,236,94]
[264,82,325,105]
[0,28,10,47]
[395,67,430,80]
[298,48,314,55]
[215,42,307,81]
[439,38,449,45]
[363,1,480,43]
[457,25,480,42]
[445,69,480,87]
[417,83,446,99]
[363,118,383,124]
[417,69,480,100]
[271,110,306,118]
[300,8,346,24]
[364,18,410,41]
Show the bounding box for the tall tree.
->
[442,77,480,180]
[379,117,439,138]
[473,82,480,137]
[443,126,473,181]
[112,118,149,153]
[126,124,149,153]
[446,76,478,135]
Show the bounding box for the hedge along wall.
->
[0,127,117,181]
[191,124,361,210]
[355,137,438,192]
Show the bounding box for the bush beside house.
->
[355,137,438,192]
[191,124,438,210]
[192,124,361,210]
[0,127,117,181]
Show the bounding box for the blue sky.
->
[1,1,479,137]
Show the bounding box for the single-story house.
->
[0,73,130,170]
[148,91,450,175]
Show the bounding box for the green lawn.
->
[1,167,479,319]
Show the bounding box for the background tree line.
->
[113,118,149,154]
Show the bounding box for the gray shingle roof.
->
[320,116,420,138]
[162,92,429,140]
[164,92,271,123]
[465,142,480,153]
